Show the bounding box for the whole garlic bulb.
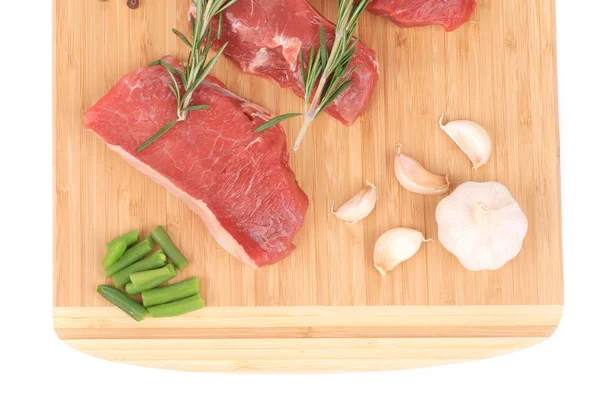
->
[435,181,528,271]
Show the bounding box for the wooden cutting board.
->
[53,0,563,372]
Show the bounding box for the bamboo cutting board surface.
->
[54,0,563,371]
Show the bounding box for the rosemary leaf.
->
[305,50,322,103]
[196,42,228,83]
[304,46,316,100]
[181,42,228,108]
[300,48,307,86]
[168,83,179,100]
[159,60,182,78]
[172,28,193,48]
[349,0,371,27]
[217,0,238,14]
[338,47,357,69]
[319,27,328,66]
[217,12,223,39]
[136,120,180,153]
[342,64,360,82]
[186,51,192,70]
[319,64,358,113]
[257,0,370,152]
[316,80,352,117]
[323,64,348,100]
[254,113,303,133]
[182,104,210,112]
[165,68,182,109]
[138,0,238,152]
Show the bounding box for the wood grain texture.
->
[55,306,561,371]
[55,306,561,339]
[62,337,547,372]
[53,0,563,371]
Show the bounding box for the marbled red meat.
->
[84,57,309,267]
[367,0,477,32]
[205,0,379,126]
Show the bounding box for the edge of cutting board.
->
[54,305,562,372]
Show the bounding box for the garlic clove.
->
[331,180,377,224]
[394,145,450,195]
[439,114,492,171]
[373,228,432,276]
[435,181,528,271]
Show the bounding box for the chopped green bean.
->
[125,264,177,295]
[96,285,148,322]
[104,237,154,277]
[142,277,200,307]
[147,294,204,318]
[111,251,167,288]
[106,229,139,249]
[150,225,189,270]
[101,238,127,268]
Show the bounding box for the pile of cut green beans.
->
[97,226,204,321]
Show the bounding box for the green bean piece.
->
[142,277,200,307]
[147,294,205,318]
[101,238,127,268]
[111,251,167,287]
[150,225,189,270]
[96,285,148,322]
[104,237,154,277]
[125,283,140,295]
[106,229,139,249]
[125,264,177,295]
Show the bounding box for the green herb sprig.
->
[136,0,237,153]
[254,0,371,152]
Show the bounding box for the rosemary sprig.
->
[254,0,371,152]
[136,0,237,153]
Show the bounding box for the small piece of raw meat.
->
[203,0,379,126]
[367,0,477,32]
[84,57,309,267]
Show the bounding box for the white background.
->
[1,1,599,399]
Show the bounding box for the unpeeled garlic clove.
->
[394,145,450,195]
[373,228,432,276]
[439,114,492,171]
[331,180,377,224]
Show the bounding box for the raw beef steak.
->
[196,0,379,126]
[367,0,477,32]
[84,57,309,267]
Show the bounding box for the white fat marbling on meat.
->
[227,13,254,36]
[226,12,301,70]
[267,34,301,68]
[248,47,270,72]
[371,54,380,74]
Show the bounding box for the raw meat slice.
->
[203,0,379,126]
[367,0,477,32]
[84,57,309,267]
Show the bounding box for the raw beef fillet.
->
[201,0,380,126]
[367,0,477,32]
[84,57,309,267]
